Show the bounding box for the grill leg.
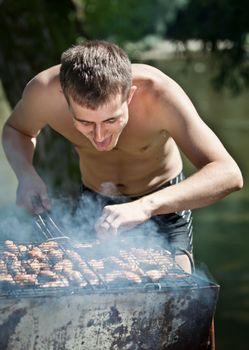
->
[207,318,216,350]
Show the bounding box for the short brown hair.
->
[60,40,132,109]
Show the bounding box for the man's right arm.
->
[1,78,50,213]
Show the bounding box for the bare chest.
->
[46,106,180,196]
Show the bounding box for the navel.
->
[116,183,126,190]
[140,145,149,151]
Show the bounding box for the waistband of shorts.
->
[138,171,185,197]
[81,171,184,200]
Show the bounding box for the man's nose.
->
[94,125,105,141]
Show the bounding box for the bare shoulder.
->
[132,63,197,113]
[22,65,67,121]
[6,65,66,136]
[132,63,179,92]
[30,64,61,86]
[24,65,62,107]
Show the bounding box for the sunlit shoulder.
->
[131,63,184,102]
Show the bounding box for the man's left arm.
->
[142,75,243,216]
[96,74,243,235]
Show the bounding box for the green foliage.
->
[83,0,156,42]
[167,0,248,43]
[82,0,187,43]
[0,0,81,106]
[166,0,249,94]
[212,45,249,95]
[0,0,82,195]
[80,0,248,94]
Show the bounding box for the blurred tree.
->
[83,0,187,43]
[82,0,248,94]
[0,0,84,197]
[83,0,157,42]
[0,0,83,106]
[166,0,249,94]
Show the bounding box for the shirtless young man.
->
[2,40,243,272]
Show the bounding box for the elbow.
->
[227,163,243,192]
[234,171,243,191]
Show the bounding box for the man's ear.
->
[127,85,137,104]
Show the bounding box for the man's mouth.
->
[93,136,113,150]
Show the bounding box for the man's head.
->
[60,40,136,151]
[60,40,132,109]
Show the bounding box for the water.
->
[0,57,249,349]
[153,57,249,349]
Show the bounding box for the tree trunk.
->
[0,0,84,198]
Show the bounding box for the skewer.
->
[34,215,53,240]
[34,213,70,243]
[43,212,69,239]
[32,195,70,242]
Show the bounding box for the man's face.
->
[68,88,136,151]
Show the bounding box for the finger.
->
[40,195,51,211]
[109,218,122,234]
[96,209,118,230]
[98,208,117,223]
[95,217,119,237]
[30,194,46,214]
[101,218,120,236]
[95,221,110,232]
[16,193,38,214]
[111,217,137,233]
[108,226,118,236]
[95,218,115,235]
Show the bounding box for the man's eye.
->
[81,121,92,126]
[106,118,117,124]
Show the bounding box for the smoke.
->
[0,179,214,283]
[0,205,35,243]
[193,261,218,284]
[49,190,169,255]
[0,183,192,275]
[99,182,123,196]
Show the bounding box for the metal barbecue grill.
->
[0,242,199,293]
[0,215,219,350]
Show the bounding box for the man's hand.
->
[95,200,151,239]
[16,172,50,214]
